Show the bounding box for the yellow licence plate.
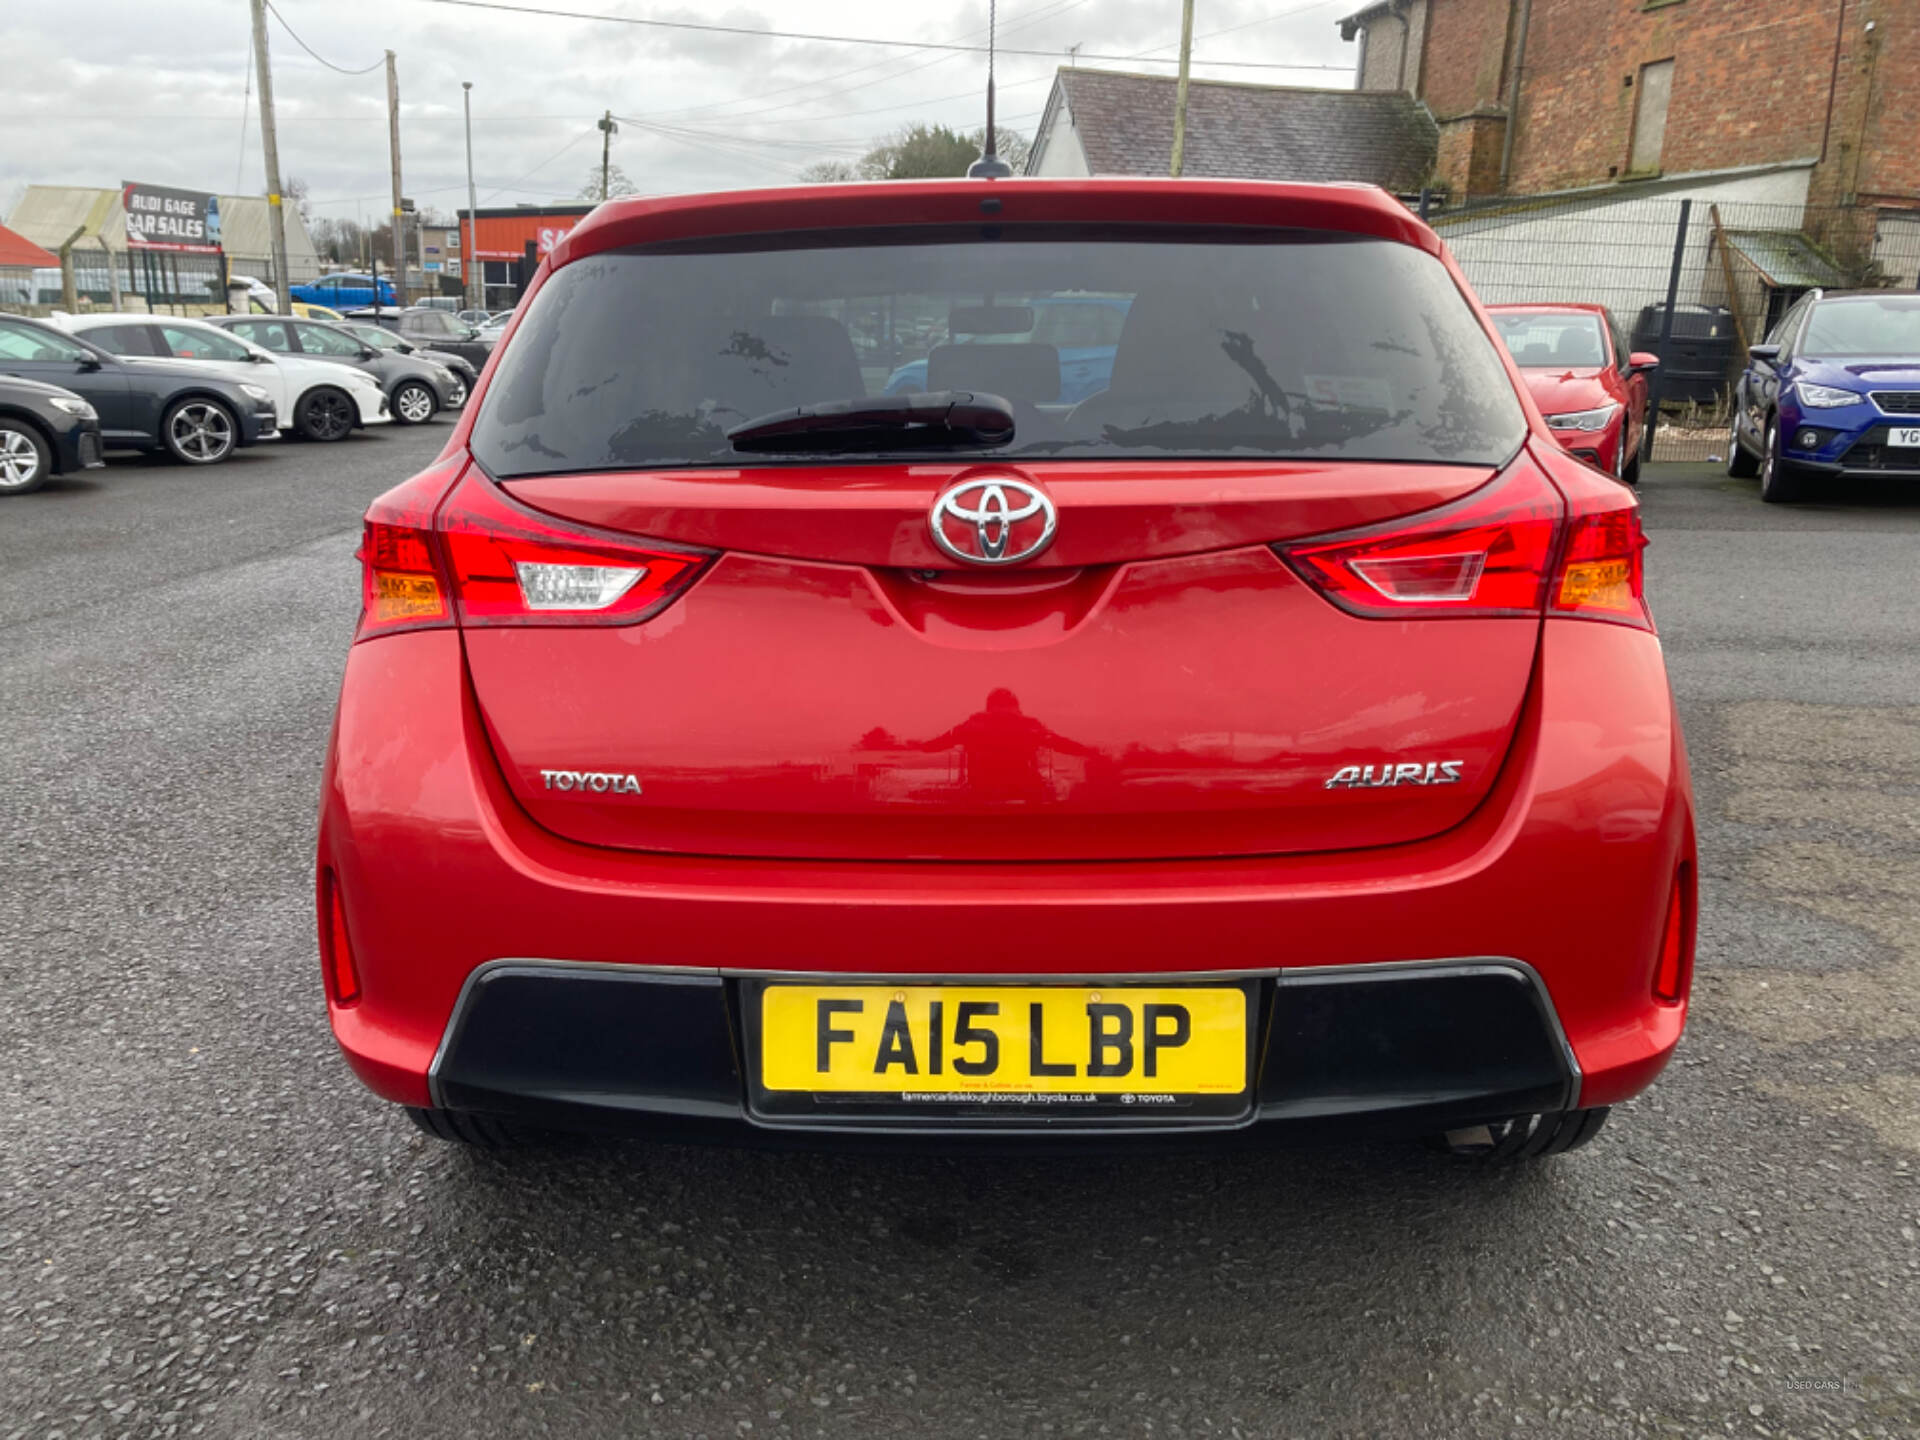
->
[758,984,1248,1095]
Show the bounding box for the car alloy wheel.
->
[1725,411,1759,478]
[1758,418,1805,504]
[0,424,49,495]
[393,382,437,425]
[447,379,469,409]
[300,388,355,442]
[164,400,236,465]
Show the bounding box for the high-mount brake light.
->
[437,470,714,627]
[1275,465,1562,618]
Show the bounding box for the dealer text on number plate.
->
[759,985,1247,1095]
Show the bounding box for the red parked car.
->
[1489,303,1659,484]
[319,179,1695,1160]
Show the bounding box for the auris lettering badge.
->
[1325,760,1465,790]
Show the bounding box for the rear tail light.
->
[438,471,714,627]
[1652,861,1695,1004]
[318,868,361,1006]
[1551,494,1651,629]
[1277,456,1654,631]
[354,466,714,637]
[1276,464,1561,617]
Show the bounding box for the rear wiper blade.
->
[727,390,1014,454]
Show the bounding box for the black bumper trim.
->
[426,958,1581,1146]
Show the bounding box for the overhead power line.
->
[405,0,1356,71]
[264,0,385,74]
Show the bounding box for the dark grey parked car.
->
[335,321,474,408]
[0,314,277,465]
[209,315,461,426]
[347,306,494,372]
[0,374,107,495]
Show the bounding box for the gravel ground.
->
[2,433,1917,1439]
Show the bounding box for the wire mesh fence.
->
[1432,193,1920,462]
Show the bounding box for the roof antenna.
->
[968,0,1014,178]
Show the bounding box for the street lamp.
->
[462,81,479,312]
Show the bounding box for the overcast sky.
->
[3,0,1359,223]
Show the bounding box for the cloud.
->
[3,0,1358,216]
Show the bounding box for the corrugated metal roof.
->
[1042,69,1436,191]
[4,186,319,269]
[1722,229,1846,290]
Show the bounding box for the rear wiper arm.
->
[727,390,1014,454]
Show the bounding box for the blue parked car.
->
[884,295,1131,405]
[291,272,399,310]
[1728,289,1920,503]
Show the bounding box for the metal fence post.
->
[1642,199,1691,463]
[1418,187,1432,222]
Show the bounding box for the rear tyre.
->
[406,1106,546,1149]
[296,386,356,442]
[391,381,438,426]
[1758,418,1805,504]
[161,398,237,465]
[0,421,51,496]
[1725,413,1760,478]
[1436,1107,1610,1161]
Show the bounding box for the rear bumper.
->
[428,959,1574,1147]
[318,618,1695,1131]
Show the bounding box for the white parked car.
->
[50,312,389,442]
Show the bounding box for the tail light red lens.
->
[437,471,715,627]
[1652,861,1695,1004]
[318,868,361,1006]
[1552,496,1651,629]
[354,466,714,637]
[1276,464,1562,618]
[1278,456,1655,631]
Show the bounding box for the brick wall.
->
[1355,0,1430,95]
[1389,0,1920,205]
[1417,0,1514,120]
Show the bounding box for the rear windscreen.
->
[471,228,1527,477]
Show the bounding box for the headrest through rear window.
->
[709,315,863,417]
[926,342,1061,403]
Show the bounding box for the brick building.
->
[1340,0,1915,210]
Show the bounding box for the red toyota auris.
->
[318,180,1695,1159]
[1488,303,1658,484]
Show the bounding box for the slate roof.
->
[1039,68,1437,192]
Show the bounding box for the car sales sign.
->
[122,182,222,254]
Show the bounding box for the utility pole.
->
[248,0,293,314]
[1169,0,1196,178]
[462,81,480,311]
[598,111,618,201]
[386,50,406,307]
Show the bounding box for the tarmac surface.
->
[3,428,1918,1438]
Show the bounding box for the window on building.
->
[1629,59,1674,175]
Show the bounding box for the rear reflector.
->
[1652,861,1695,1004]
[318,868,361,1006]
[1276,464,1561,618]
